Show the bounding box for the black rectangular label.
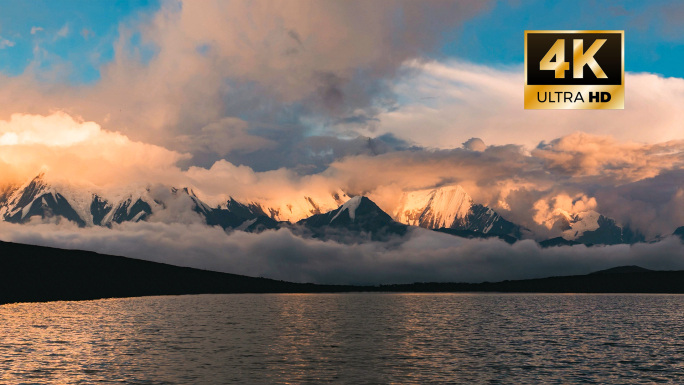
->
[527,32,622,85]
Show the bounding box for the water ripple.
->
[1,293,684,383]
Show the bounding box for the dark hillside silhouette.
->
[3,240,684,305]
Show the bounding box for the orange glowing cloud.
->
[0,112,189,188]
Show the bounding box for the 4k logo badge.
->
[524,30,624,109]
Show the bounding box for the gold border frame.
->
[524,30,624,110]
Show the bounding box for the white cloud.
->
[364,60,684,150]
[56,24,69,39]
[0,38,15,49]
[31,26,44,35]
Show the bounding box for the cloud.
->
[1,4,681,181]
[181,159,347,219]
[364,61,684,150]
[315,129,684,238]
[80,28,93,40]
[31,26,43,35]
[0,112,352,221]
[533,194,598,230]
[174,117,278,156]
[533,132,684,184]
[463,138,486,152]
[56,24,69,39]
[0,38,15,49]
[590,169,684,239]
[0,1,492,168]
[630,2,684,41]
[1,220,683,285]
[0,112,189,189]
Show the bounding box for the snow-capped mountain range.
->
[393,186,522,239]
[0,173,346,231]
[0,173,677,245]
[298,196,408,241]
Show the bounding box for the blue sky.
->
[0,0,682,84]
[0,0,160,82]
[441,0,684,78]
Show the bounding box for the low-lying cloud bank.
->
[2,221,683,285]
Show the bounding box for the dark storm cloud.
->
[212,133,419,174]
[592,169,684,238]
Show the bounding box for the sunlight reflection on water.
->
[1,293,684,384]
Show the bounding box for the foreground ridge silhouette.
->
[3,240,684,305]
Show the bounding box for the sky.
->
[2,1,683,83]
[0,0,683,283]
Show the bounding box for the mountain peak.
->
[674,226,684,241]
[330,195,363,223]
[393,185,521,238]
[561,210,602,240]
[394,185,472,228]
[298,196,406,241]
[550,210,644,246]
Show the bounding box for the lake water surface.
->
[1,293,683,384]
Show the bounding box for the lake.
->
[1,293,683,384]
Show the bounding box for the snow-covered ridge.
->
[394,185,472,229]
[392,185,521,238]
[234,190,349,223]
[0,173,350,228]
[561,210,602,240]
[0,173,169,226]
[0,174,653,245]
[331,196,362,223]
